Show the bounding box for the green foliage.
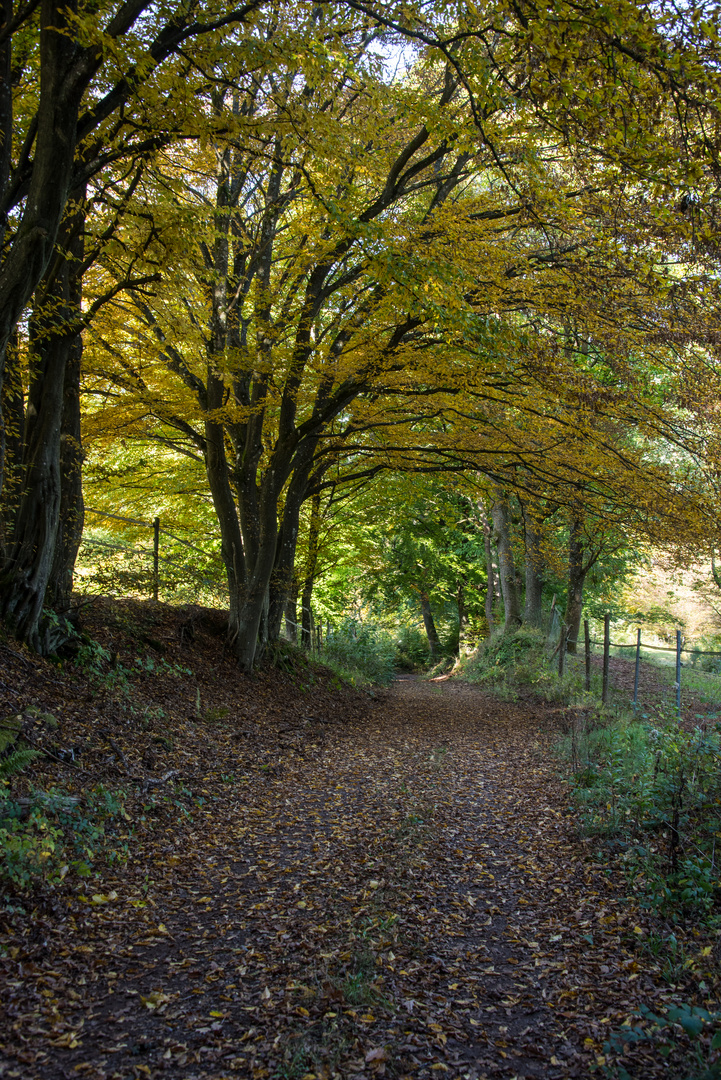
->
[456,628,590,704]
[324,622,396,687]
[0,784,131,892]
[394,626,430,672]
[0,815,64,890]
[689,635,721,676]
[603,1001,721,1080]
[0,714,22,754]
[0,713,40,785]
[0,747,39,780]
[567,712,721,923]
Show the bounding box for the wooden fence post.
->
[584,619,591,692]
[675,629,682,714]
[602,613,610,705]
[633,627,641,711]
[558,624,567,678]
[153,517,160,601]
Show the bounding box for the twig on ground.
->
[140,769,179,793]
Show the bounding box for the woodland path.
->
[2,676,683,1080]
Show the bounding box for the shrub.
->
[324,621,396,686]
[394,626,430,671]
[455,628,588,704]
[566,710,721,922]
[0,783,131,892]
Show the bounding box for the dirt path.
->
[0,675,701,1079]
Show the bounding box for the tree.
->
[0,0,266,646]
[7,0,720,667]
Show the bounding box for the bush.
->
[394,626,430,671]
[689,635,721,675]
[455,628,588,704]
[603,1000,721,1080]
[324,621,397,685]
[0,783,131,892]
[565,710,721,922]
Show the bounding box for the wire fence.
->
[550,611,721,719]
[77,508,227,606]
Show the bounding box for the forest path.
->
[4,677,670,1080]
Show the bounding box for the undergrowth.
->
[323,622,397,686]
[562,709,721,926]
[452,627,597,705]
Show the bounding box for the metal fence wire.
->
[78,509,227,604]
[555,615,721,717]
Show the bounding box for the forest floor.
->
[1,599,720,1080]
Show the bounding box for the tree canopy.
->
[1,0,720,664]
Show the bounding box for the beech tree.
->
[3,0,721,666]
[0,0,269,647]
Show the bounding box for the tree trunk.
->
[267,452,317,642]
[491,492,522,631]
[564,515,585,654]
[420,593,441,660]
[47,218,85,611]
[285,582,299,643]
[0,314,68,648]
[0,199,85,650]
[523,515,544,629]
[300,492,321,651]
[480,506,495,634]
[457,578,468,654]
[0,1,91,382]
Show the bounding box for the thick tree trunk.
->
[523,516,544,629]
[564,515,585,654]
[0,200,85,650]
[47,219,85,611]
[420,593,441,660]
[235,538,278,672]
[44,332,84,612]
[0,315,68,648]
[0,1,88,381]
[491,492,522,631]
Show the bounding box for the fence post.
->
[558,624,567,678]
[602,613,610,705]
[153,517,160,601]
[676,629,682,714]
[584,619,591,692]
[633,627,641,711]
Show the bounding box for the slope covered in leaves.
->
[1,602,719,1079]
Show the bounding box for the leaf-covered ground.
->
[1,600,719,1079]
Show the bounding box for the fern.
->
[0,747,39,779]
[0,715,22,754]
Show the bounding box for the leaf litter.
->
[1,599,719,1079]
